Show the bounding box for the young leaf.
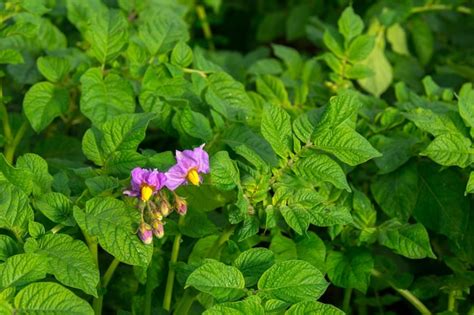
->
[286,301,345,315]
[14,282,94,314]
[0,253,48,289]
[338,7,364,42]
[347,35,375,62]
[326,248,374,293]
[210,151,240,191]
[16,153,53,197]
[0,183,33,235]
[258,260,328,303]
[23,82,68,133]
[185,260,246,302]
[86,9,128,64]
[171,41,193,67]
[272,44,303,78]
[178,108,213,141]
[308,204,353,227]
[256,75,290,106]
[280,205,310,235]
[421,133,473,168]
[203,296,264,315]
[24,234,100,296]
[0,49,24,64]
[73,197,153,266]
[37,56,70,82]
[323,27,344,58]
[233,248,275,287]
[379,222,436,259]
[261,104,293,159]
[316,91,362,129]
[80,68,135,126]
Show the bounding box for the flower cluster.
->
[124,144,210,244]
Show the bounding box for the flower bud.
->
[160,198,172,217]
[151,220,164,239]
[175,195,188,216]
[138,222,153,245]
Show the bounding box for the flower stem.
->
[195,5,215,51]
[371,269,431,315]
[343,288,352,314]
[144,261,154,315]
[410,4,471,15]
[163,215,185,312]
[182,68,207,78]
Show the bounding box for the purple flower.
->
[165,144,210,190]
[124,167,166,202]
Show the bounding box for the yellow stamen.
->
[141,185,154,202]
[186,168,200,186]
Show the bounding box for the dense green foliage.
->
[0,0,473,314]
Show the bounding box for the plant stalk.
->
[343,288,352,314]
[195,5,215,51]
[411,4,472,15]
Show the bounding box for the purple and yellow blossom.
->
[151,220,165,239]
[124,167,166,202]
[174,194,187,216]
[165,144,210,190]
[138,222,153,244]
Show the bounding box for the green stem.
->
[447,290,458,312]
[174,290,196,315]
[372,270,431,315]
[144,261,154,315]
[195,5,215,51]
[4,120,28,163]
[182,68,208,78]
[50,224,65,234]
[343,288,352,314]
[410,4,472,14]
[83,231,101,315]
[102,258,120,288]
[163,215,185,312]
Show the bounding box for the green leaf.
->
[85,176,119,196]
[371,163,418,222]
[294,154,350,191]
[0,154,33,194]
[316,91,362,129]
[210,151,240,191]
[204,296,264,315]
[379,222,436,259]
[37,56,70,82]
[338,7,364,42]
[0,253,48,289]
[171,41,193,67]
[370,135,418,174]
[269,233,297,262]
[233,248,275,287]
[258,260,328,303]
[458,83,474,129]
[74,197,153,266]
[414,163,469,242]
[323,28,344,58]
[24,234,99,296]
[0,183,33,235]
[410,17,433,66]
[186,260,246,302]
[280,205,310,235]
[86,9,128,64]
[23,82,68,133]
[0,235,19,262]
[312,126,381,166]
[66,0,106,33]
[326,248,374,293]
[14,282,94,314]
[256,75,289,106]
[16,153,52,197]
[205,72,254,121]
[466,172,474,195]
[34,192,75,226]
[0,49,24,64]
[309,204,353,227]
[178,108,213,141]
[421,133,473,168]
[272,44,303,79]
[80,68,135,126]
[345,64,374,79]
[347,35,375,62]
[261,104,293,159]
[28,221,45,238]
[138,10,189,55]
[286,301,345,315]
[247,58,283,76]
[404,108,462,137]
[386,23,410,55]
[352,189,376,229]
[295,232,326,271]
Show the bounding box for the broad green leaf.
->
[0,154,33,194]
[312,126,381,166]
[0,301,13,313]
[0,49,24,64]
[345,64,374,79]
[178,108,213,141]
[371,163,418,222]
[316,91,362,129]
[256,75,289,106]
[293,108,323,144]
[0,183,33,235]
[37,56,70,82]
[370,135,418,174]
[258,260,328,303]
[80,68,135,126]
[294,154,350,191]
[204,296,264,315]
[247,58,283,76]
[34,193,74,227]
[86,9,128,64]
[347,35,375,62]
[386,23,410,55]
[138,10,189,55]
[458,83,474,129]
[210,151,240,191]
[0,253,48,289]
[404,108,463,137]
[74,197,153,266]
[171,41,193,67]
[410,17,433,66]
[414,164,469,242]
[205,72,254,121]
[66,0,106,33]
[0,235,19,262]
[28,221,45,238]
[186,260,246,302]
[14,282,94,314]
[326,248,374,293]
[272,44,303,79]
[338,7,364,42]
[16,153,52,197]
[286,301,345,315]
[269,233,297,262]
[85,176,119,196]
[323,27,344,58]
[309,204,353,227]
[264,299,290,313]
[466,172,474,195]
[352,189,376,229]
[379,222,436,259]
[295,232,326,271]
[280,205,310,235]
[421,133,473,168]
[233,248,274,287]
[24,234,99,296]
[261,104,293,159]
[23,82,68,133]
